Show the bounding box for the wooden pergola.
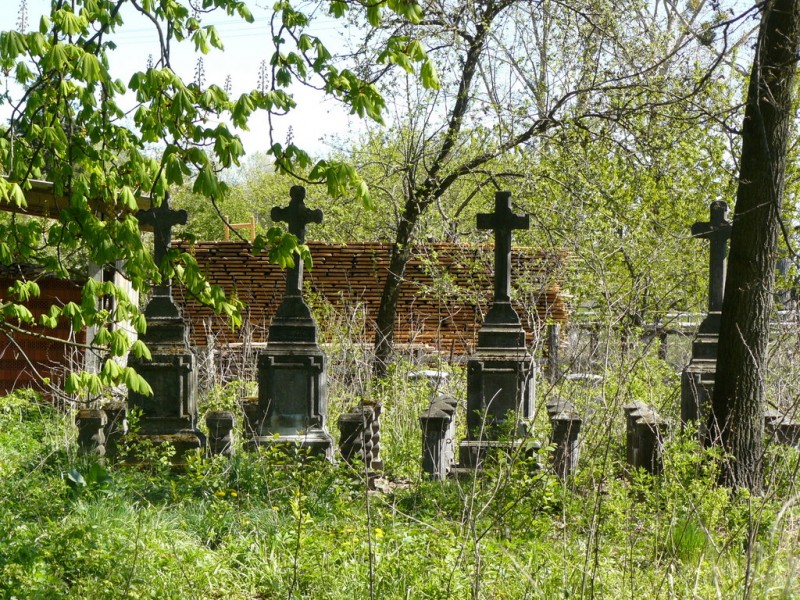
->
[5,178,153,224]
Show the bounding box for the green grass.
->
[2,349,800,599]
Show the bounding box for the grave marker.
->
[456,191,537,471]
[251,186,334,458]
[691,200,731,317]
[681,200,732,440]
[128,193,204,460]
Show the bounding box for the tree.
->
[710,0,800,492]
[352,0,742,375]
[0,0,431,394]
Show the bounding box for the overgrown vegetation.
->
[2,319,800,598]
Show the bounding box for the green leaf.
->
[101,358,123,380]
[329,1,348,17]
[92,327,111,347]
[77,52,104,83]
[109,330,129,356]
[0,31,27,59]
[53,9,88,36]
[123,367,153,395]
[118,186,138,210]
[132,313,147,335]
[130,339,152,360]
[366,5,381,26]
[421,58,440,90]
[192,165,220,196]
[65,372,81,394]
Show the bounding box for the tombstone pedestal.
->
[250,343,334,459]
[127,311,205,459]
[457,348,537,470]
[76,409,107,457]
[680,312,720,435]
[338,402,383,477]
[419,395,458,480]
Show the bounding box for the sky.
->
[0,0,363,159]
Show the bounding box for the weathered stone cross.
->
[136,193,188,273]
[271,186,322,297]
[477,191,530,303]
[691,200,732,313]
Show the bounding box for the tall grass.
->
[1,320,800,598]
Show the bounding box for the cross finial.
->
[271,186,322,296]
[691,200,732,312]
[477,191,530,303]
[136,193,188,270]
[271,186,322,244]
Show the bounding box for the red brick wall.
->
[175,241,568,355]
[0,275,84,395]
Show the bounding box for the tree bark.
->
[710,0,800,492]
[373,205,419,377]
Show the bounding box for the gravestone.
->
[206,411,236,457]
[338,402,383,479]
[765,408,800,446]
[623,401,667,475]
[546,397,582,479]
[680,200,732,439]
[456,191,537,470]
[419,395,458,480]
[250,186,334,459]
[128,194,204,459]
[75,409,107,457]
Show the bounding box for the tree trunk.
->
[373,216,416,377]
[710,0,800,492]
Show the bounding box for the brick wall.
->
[175,241,568,355]
[0,273,84,395]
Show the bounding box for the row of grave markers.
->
[74,191,798,479]
[73,188,565,477]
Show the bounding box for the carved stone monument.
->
[623,401,668,475]
[338,402,383,479]
[250,186,334,459]
[457,191,537,469]
[680,200,731,439]
[128,194,204,458]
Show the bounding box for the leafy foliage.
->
[0,0,433,392]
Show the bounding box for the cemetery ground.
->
[2,322,800,599]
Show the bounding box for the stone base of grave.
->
[75,409,107,458]
[765,409,800,446]
[623,402,668,475]
[338,403,383,477]
[419,396,458,480]
[251,342,335,462]
[206,411,236,457]
[451,439,540,476]
[118,431,206,469]
[465,350,536,440]
[128,414,206,464]
[245,431,335,460]
[680,329,719,441]
[102,402,128,459]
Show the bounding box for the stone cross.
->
[477,191,530,303]
[271,186,322,297]
[136,193,188,272]
[691,200,731,312]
